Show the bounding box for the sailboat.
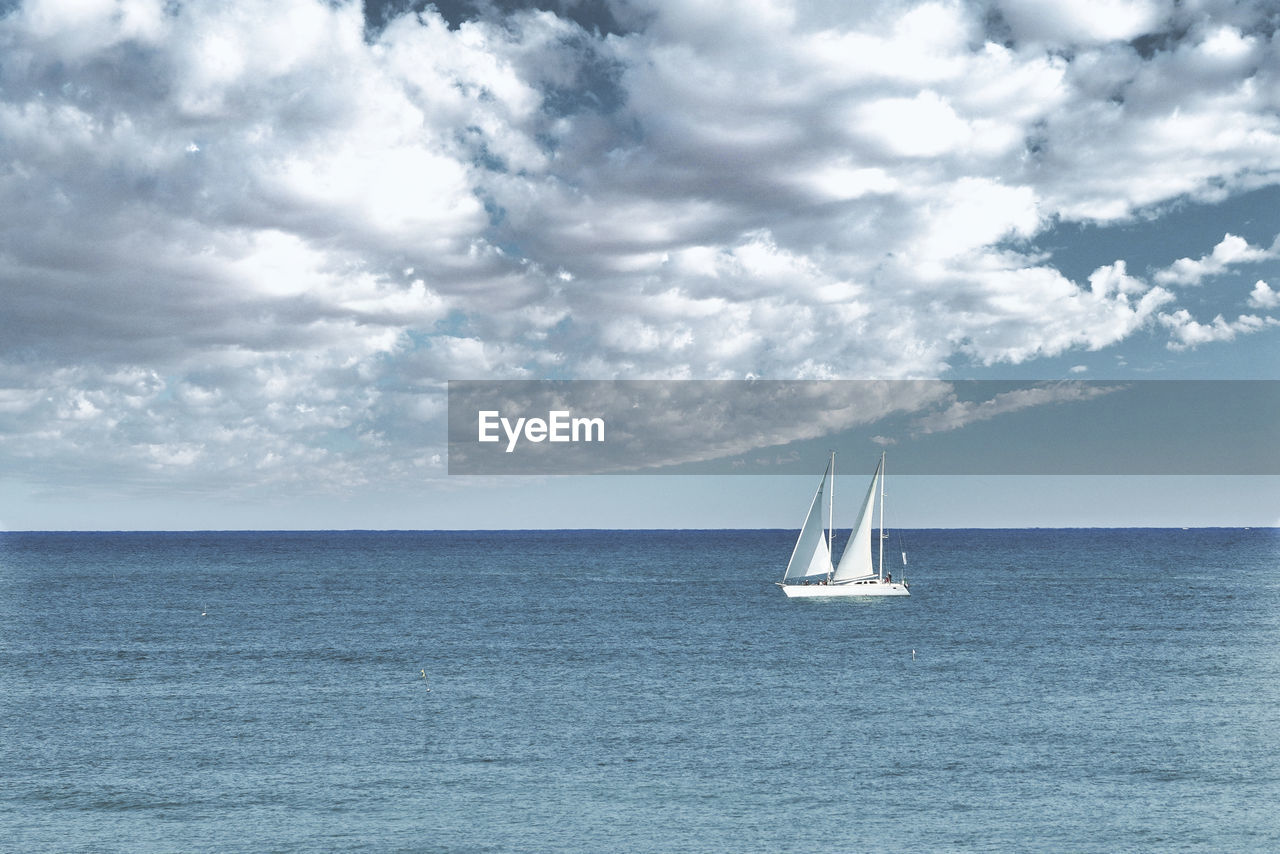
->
[777,451,910,598]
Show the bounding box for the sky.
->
[1,0,1279,530]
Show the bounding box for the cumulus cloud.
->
[1155,233,1276,286]
[1158,310,1280,350]
[902,259,1174,366]
[2,0,1280,498]
[994,0,1166,46]
[1249,281,1280,310]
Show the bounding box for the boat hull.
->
[780,581,910,598]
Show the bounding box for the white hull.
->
[779,580,910,598]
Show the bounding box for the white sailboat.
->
[777,451,910,598]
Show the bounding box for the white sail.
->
[832,457,881,582]
[782,462,834,581]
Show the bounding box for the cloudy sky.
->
[2,0,1278,530]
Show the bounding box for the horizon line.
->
[2,526,1274,534]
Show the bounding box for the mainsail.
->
[832,457,882,582]
[782,459,834,581]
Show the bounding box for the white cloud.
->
[1154,233,1275,286]
[1248,281,1280,310]
[908,259,1174,366]
[912,382,1124,434]
[995,0,1167,46]
[1029,19,1280,221]
[1088,260,1148,296]
[914,178,1041,260]
[1158,310,1280,349]
[856,91,975,158]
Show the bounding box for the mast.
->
[878,451,885,580]
[827,450,835,582]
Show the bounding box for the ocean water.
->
[2,528,1278,853]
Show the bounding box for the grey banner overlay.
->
[447,380,1280,475]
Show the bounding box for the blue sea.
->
[2,528,1278,852]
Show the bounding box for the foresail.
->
[832,460,881,582]
[783,466,834,581]
[791,531,832,580]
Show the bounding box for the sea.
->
[1,528,1278,853]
